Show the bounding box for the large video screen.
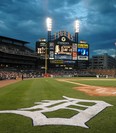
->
[78,48,88,56]
[55,45,72,60]
[78,43,89,60]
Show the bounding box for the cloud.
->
[0,0,116,56]
[93,48,115,57]
[0,20,9,30]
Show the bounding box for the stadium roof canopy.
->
[0,35,29,45]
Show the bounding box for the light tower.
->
[46,17,52,42]
[45,17,52,75]
[74,19,79,43]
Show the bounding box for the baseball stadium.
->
[0,18,116,133]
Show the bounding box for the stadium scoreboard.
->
[36,36,89,68]
[48,36,89,64]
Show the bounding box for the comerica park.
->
[0,18,116,133]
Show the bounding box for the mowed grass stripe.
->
[0,78,82,110]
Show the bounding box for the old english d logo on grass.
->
[0,96,112,128]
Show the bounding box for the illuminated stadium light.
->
[75,19,79,33]
[39,38,46,42]
[80,40,87,43]
[46,17,52,31]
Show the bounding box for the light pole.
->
[45,17,52,74]
[74,19,79,43]
[45,44,47,75]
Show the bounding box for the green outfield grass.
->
[0,78,116,133]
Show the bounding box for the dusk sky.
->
[0,0,116,57]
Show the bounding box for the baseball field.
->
[0,77,116,133]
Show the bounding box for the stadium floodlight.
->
[46,17,52,31]
[75,19,79,33]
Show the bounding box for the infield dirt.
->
[0,79,21,88]
[57,79,116,96]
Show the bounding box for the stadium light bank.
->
[74,19,79,43]
[46,17,52,32]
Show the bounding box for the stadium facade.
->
[0,36,38,70]
[89,53,116,69]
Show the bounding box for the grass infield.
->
[0,78,116,133]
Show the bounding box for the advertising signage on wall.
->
[37,42,46,59]
[50,60,76,64]
[72,43,77,60]
[49,51,54,59]
[39,42,46,47]
[78,56,88,60]
[49,42,54,59]
[72,52,77,60]
[64,60,76,64]
[78,44,88,48]
[50,60,64,64]
[78,43,89,61]
[72,43,77,51]
[49,42,54,50]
